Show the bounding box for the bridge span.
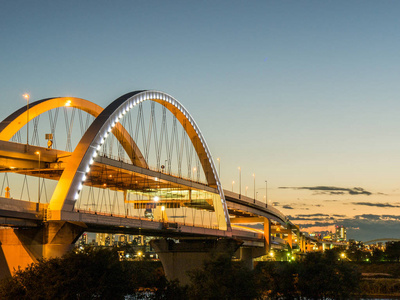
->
[0,90,331,283]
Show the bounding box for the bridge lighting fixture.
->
[161,205,165,211]
[82,175,87,181]
[89,158,94,165]
[65,100,71,107]
[92,152,98,158]
[86,166,90,173]
[154,196,159,202]
[154,177,159,181]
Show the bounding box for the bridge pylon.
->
[0,221,86,278]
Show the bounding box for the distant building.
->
[335,225,347,241]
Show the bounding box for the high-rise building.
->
[335,225,347,241]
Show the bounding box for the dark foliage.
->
[255,250,362,300]
[0,247,130,300]
[188,252,259,300]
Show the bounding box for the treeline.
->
[1,247,398,299]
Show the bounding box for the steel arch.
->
[0,97,147,168]
[47,91,230,230]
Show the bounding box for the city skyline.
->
[1,1,400,240]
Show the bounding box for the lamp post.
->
[23,94,30,147]
[238,167,241,197]
[253,173,255,199]
[265,180,268,205]
[35,151,40,203]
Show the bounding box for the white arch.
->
[47,91,230,231]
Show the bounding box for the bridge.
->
[0,90,329,283]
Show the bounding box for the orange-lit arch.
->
[0,97,147,168]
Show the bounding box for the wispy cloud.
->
[351,202,400,208]
[282,205,294,209]
[288,214,400,241]
[279,186,373,196]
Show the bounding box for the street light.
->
[238,167,241,197]
[253,173,255,199]
[265,180,268,205]
[23,94,30,147]
[35,151,41,203]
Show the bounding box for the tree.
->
[385,241,400,262]
[188,252,259,300]
[0,247,131,299]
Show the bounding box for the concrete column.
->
[287,225,293,249]
[151,238,241,285]
[239,247,254,270]
[264,218,271,252]
[0,221,85,279]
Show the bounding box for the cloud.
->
[282,205,294,209]
[289,214,400,241]
[279,186,373,196]
[351,202,400,208]
[287,213,336,221]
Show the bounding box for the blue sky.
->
[1,0,400,240]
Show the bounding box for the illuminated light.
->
[269,251,274,257]
[100,138,105,144]
[9,166,15,169]
[86,166,90,172]
[82,175,87,181]
[92,152,98,158]
[74,193,79,200]
[154,196,159,202]
[109,174,112,178]
[341,253,345,258]
[23,93,30,100]
[89,158,94,165]
[111,122,115,128]
[137,251,142,257]
[103,183,107,187]
[96,145,101,151]
[78,183,83,190]
[154,177,159,181]
[65,100,72,107]
[161,206,165,211]
[35,151,40,155]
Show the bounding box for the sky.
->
[1,0,400,241]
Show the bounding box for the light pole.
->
[238,167,241,197]
[232,180,235,192]
[35,151,41,203]
[23,94,30,147]
[253,173,255,199]
[245,186,248,197]
[265,180,268,205]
